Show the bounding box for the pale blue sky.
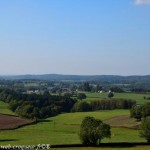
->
[0,0,150,75]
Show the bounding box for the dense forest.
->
[0,89,76,119]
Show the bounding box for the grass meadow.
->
[0,110,146,145]
[0,101,14,115]
[84,92,150,104]
[0,92,150,150]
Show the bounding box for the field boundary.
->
[0,113,35,130]
[50,142,150,148]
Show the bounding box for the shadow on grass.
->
[0,139,18,142]
[37,119,52,123]
[51,142,150,148]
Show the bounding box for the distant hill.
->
[0,74,150,82]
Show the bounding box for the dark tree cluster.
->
[131,88,148,93]
[77,93,87,100]
[130,103,150,121]
[78,82,91,92]
[72,99,136,112]
[110,86,124,93]
[0,89,76,120]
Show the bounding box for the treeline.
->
[72,99,136,112]
[0,89,76,119]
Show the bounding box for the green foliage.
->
[140,117,150,143]
[81,82,91,92]
[71,101,91,112]
[130,105,142,121]
[130,103,150,120]
[108,92,114,98]
[72,99,136,112]
[63,92,72,98]
[142,103,150,118]
[9,100,20,112]
[77,93,86,100]
[110,86,124,93]
[0,89,76,119]
[79,116,111,146]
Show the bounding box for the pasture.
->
[0,110,146,145]
[0,101,14,115]
[84,92,150,104]
[0,92,149,150]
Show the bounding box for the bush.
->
[108,92,114,98]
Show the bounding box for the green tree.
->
[71,101,91,112]
[142,103,150,118]
[130,105,142,121]
[63,92,72,98]
[9,100,20,112]
[108,92,114,98]
[79,116,111,146]
[77,93,86,100]
[140,116,150,143]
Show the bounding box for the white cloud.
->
[135,0,150,4]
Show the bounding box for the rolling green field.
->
[0,110,145,145]
[0,101,14,115]
[84,92,150,104]
[0,92,149,150]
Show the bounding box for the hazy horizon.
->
[0,0,150,75]
[0,73,150,77]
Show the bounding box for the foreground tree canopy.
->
[140,116,150,143]
[79,116,111,146]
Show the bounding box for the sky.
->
[0,0,150,76]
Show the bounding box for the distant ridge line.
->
[0,74,150,81]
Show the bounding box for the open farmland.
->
[84,92,150,104]
[0,109,146,145]
[0,92,149,150]
[0,114,32,130]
